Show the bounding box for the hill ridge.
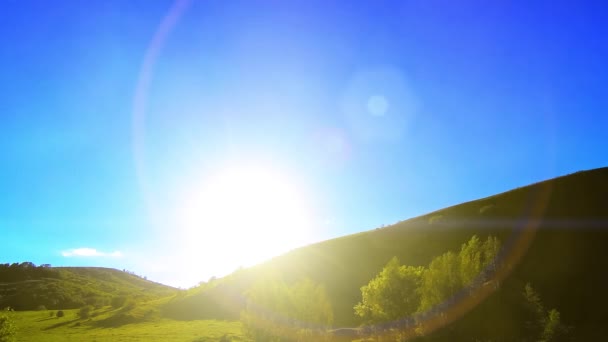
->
[163,166,608,341]
[0,263,177,311]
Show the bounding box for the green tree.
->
[354,257,424,323]
[241,278,291,342]
[522,283,545,340]
[541,309,561,342]
[418,250,461,312]
[290,278,334,327]
[419,235,501,311]
[78,305,93,319]
[459,235,482,285]
[241,277,333,341]
[481,235,501,275]
[522,283,569,342]
[0,313,16,342]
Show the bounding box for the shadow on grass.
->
[36,317,60,322]
[93,313,139,328]
[43,318,80,330]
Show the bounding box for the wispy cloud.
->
[61,248,123,258]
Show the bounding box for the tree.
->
[241,277,334,341]
[78,305,93,319]
[418,250,461,312]
[419,235,502,311]
[0,313,16,342]
[541,309,562,342]
[522,283,545,340]
[522,283,569,342]
[354,257,424,324]
[355,235,503,340]
[290,278,334,328]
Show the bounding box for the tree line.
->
[0,262,58,282]
[238,235,571,341]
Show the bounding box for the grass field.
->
[11,309,247,341]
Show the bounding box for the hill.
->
[0,264,177,311]
[164,167,608,340]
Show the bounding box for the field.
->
[11,309,247,342]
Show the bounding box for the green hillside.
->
[164,167,608,340]
[0,265,177,311]
[3,167,607,341]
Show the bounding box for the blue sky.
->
[1,0,606,287]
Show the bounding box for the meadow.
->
[11,309,246,342]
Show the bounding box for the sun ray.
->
[172,163,316,275]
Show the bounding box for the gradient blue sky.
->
[1,0,606,287]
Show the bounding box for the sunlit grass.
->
[12,309,247,341]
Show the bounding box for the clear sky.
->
[1,0,606,288]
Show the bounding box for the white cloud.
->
[61,248,123,258]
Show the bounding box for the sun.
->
[173,163,316,277]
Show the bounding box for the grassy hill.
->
[164,166,608,340]
[0,265,177,311]
[4,167,607,341]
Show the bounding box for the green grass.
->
[11,309,247,341]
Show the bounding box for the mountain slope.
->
[0,265,177,310]
[165,167,608,340]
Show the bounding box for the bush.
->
[78,305,93,319]
[241,278,334,341]
[56,310,64,318]
[0,313,16,342]
[354,257,424,323]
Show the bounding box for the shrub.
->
[241,278,334,341]
[78,305,93,319]
[354,257,424,323]
[0,313,16,342]
[56,310,64,318]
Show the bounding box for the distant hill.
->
[164,167,608,340]
[0,264,177,310]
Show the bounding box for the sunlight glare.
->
[173,163,316,277]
